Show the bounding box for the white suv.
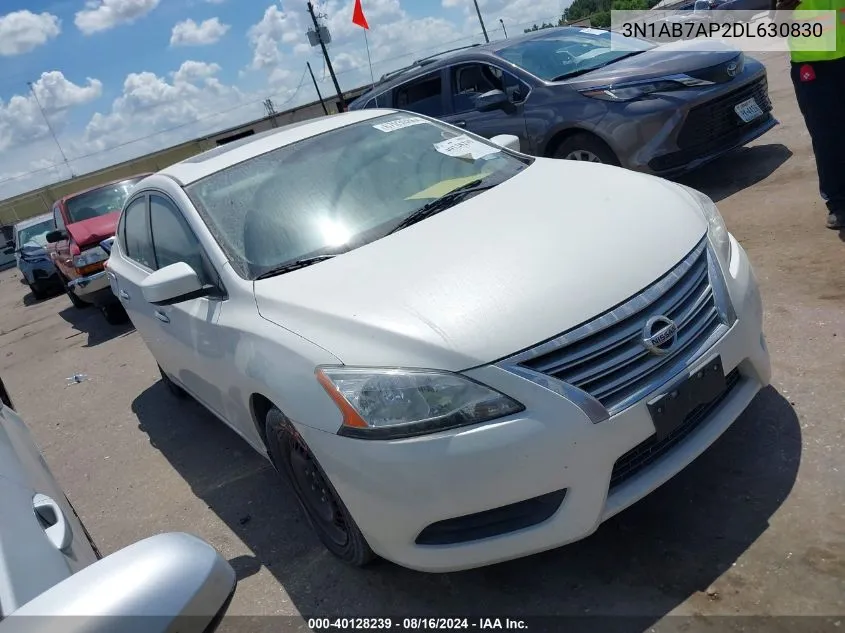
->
[106,110,770,572]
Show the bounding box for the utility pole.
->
[472,0,490,43]
[307,62,329,115]
[306,1,345,111]
[499,18,508,38]
[28,81,75,178]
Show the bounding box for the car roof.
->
[14,213,53,231]
[59,173,153,204]
[350,27,577,106]
[160,109,394,186]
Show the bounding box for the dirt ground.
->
[1,50,843,630]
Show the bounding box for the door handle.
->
[154,310,170,323]
[33,494,72,551]
[118,290,130,301]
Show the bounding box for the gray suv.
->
[349,27,776,176]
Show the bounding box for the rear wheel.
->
[264,407,376,567]
[553,132,620,166]
[100,302,129,325]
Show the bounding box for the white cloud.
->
[0,72,102,152]
[75,0,160,35]
[247,4,308,70]
[0,10,61,56]
[82,61,252,154]
[170,17,230,46]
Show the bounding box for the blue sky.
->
[0,0,568,200]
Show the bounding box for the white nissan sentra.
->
[106,110,770,572]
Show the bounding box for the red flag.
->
[352,0,369,29]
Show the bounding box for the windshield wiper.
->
[551,51,647,81]
[255,254,339,280]
[389,179,498,235]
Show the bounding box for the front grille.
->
[677,77,772,150]
[518,238,725,414]
[609,368,742,490]
[649,77,774,172]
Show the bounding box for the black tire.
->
[264,407,376,567]
[158,366,188,399]
[29,283,47,300]
[100,302,129,325]
[552,132,620,166]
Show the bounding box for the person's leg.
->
[790,57,845,228]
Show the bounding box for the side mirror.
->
[474,89,511,113]
[141,261,206,306]
[46,230,65,244]
[490,134,521,153]
[1,532,236,633]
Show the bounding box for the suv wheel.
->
[264,407,376,567]
[28,282,47,300]
[553,132,620,166]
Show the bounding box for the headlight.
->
[580,80,684,102]
[678,184,731,263]
[73,246,108,269]
[316,367,524,439]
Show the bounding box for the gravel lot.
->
[1,50,843,630]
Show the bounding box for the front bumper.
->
[608,65,777,176]
[299,235,770,572]
[19,260,59,286]
[68,270,117,306]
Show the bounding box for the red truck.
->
[45,175,151,324]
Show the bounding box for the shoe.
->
[826,212,845,230]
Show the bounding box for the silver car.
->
[349,27,775,176]
[0,377,236,630]
[12,214,61,300]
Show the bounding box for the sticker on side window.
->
[373,117,427,132]
[433,135,501,160]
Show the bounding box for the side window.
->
[394,74,444,117]
[450,64,530,113]
[149,194,213,286]
[363,92,390,109]
[123,197,155,269]
[53,205,65,231]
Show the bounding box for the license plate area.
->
[647,357,727,441]
[734,97,764,123]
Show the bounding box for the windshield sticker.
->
[433,135,501,160]
[580,28,606,35]
[373,117,427,132]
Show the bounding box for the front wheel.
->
[28,282,47,301]
[553,132,620,166]
[264,407,376,567]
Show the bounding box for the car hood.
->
[66,211,120,249]
[18,240,48,258]
[562,40,741,88]
[254,159,708,371]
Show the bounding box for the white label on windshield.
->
[373,117,427,132]
[433,135,500,160]
[580,28,606,35]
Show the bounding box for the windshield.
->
[65,178,144,224]
[186,114,531,280]
[495,28,653,81]
[16,219,54,247]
